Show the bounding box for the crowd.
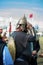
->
[0,15,40,65]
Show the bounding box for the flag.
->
[29,14,33,18]
[9,22,12,33]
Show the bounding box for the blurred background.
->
[0,0,43,65]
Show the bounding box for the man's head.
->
[27,22,32,30]
[16,15,27,32]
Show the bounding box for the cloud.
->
[0,8,43,28]
[0,8,43,21]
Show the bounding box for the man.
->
[27,22,40,65]
[11,16,35,65]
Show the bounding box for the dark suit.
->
[27,26,40,65]
[30,27,40,65]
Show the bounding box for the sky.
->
[0,0,43,29]
[0,0,43,9]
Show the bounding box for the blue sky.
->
[0,0,43,9]
[0,0,43,24]
[0,0,43,34]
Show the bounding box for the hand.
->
[32,50,37,55]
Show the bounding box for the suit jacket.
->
[12,31,35,59]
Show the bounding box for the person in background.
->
[0,28,14,65]
[27,22,40,65]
